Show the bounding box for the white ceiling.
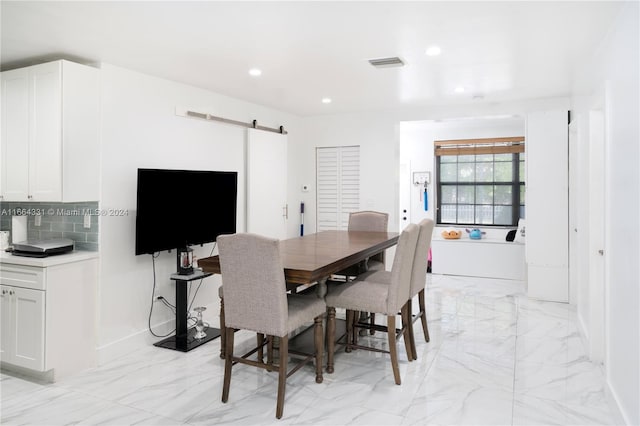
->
[0,1,623,116]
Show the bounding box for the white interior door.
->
[399,161,411,231]
[588,109,606,362]
[247,128,288,239]
[568,120,582,305]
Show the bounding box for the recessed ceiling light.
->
[248,68,262,77]
[322,98,332,104]
[425,46,441,56]
[455,86,465,93]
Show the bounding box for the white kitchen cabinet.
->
[0,285,45,370]
[0,254,98,381]
[0,60,100,202]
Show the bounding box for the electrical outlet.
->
[84,213,91,229]
[34,214,41,227]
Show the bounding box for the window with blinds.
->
[316,146,360,231]
[435,137,525,226]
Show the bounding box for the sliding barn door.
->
[316,146,360,231]
[247,129,288,239]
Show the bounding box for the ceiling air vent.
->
[368,57,405,68]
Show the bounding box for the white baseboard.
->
[606,379,633,425]
[0,362,54,383]
[96,319,174,365]
[576,311,590,352]
[96,301,219,365]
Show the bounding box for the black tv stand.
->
[153,270,221,352]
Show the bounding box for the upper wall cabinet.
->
[1,60,100,202]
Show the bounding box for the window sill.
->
[432,236,524,245]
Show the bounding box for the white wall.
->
[294,112,400,234]
[298,99,568,237]
[571,3,639,424]
[399,117,526,280]
[399,116,525,229]
[98,64,301,362]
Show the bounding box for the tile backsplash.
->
[0,201,99,251]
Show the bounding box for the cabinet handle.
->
[1,290,6,295]
[9,290,14,295]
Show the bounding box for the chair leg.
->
[418,289,430,342]
[358,311,368,336]
[257,333,265,363]
[407,302,417,361]
[327,307,336,374]
[387,315,401,385]
[369,313,376,335]
[401,303,414,362]
[276,335,288,419]
[219,296,226,359]
[266,336,274,372]
[222,327,235,403]
[352,310,359,347]
[314,315,324,384]
[345,309,354,353]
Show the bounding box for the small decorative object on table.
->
[194,306,207,339]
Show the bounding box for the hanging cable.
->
[147,252,176,338]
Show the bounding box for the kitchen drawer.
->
[0,264,45,290]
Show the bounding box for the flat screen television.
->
[135,168,237,255]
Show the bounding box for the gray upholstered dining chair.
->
[217,233,326,419]
[325,223,419,385]
[353,219,435,359]
[347,210,389,272]
[218,286,266,361]
[407,218,435,357]
[331,211,389,281]
[334,210,389,334]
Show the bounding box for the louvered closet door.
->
[316,146,360,231]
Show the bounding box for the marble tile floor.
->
[1,275,619,425]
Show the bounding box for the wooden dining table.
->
[198,230,399,363]
[198,230,399,297]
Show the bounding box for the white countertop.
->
[0,250,99,267]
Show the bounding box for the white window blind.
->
[316,146,360,231]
